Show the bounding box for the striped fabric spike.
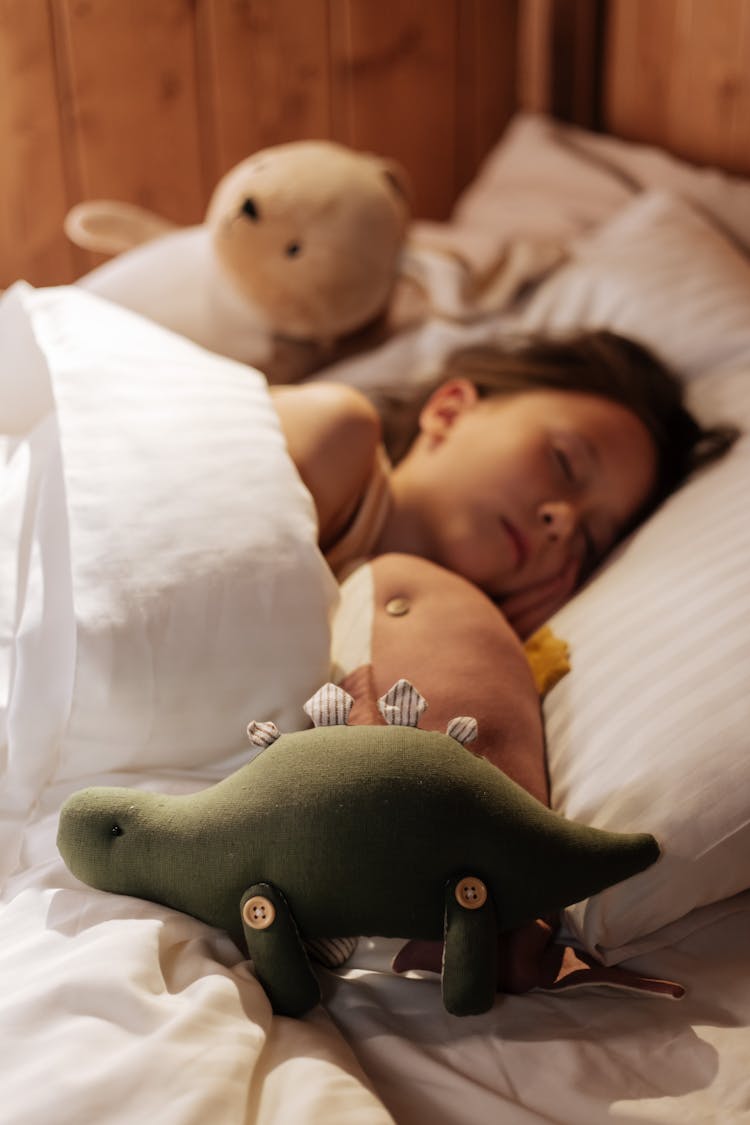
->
[446,715,478,746]
[303,683,354,727]
[246,720,280,748]
[377,679,427,727]
[305,936,359,969]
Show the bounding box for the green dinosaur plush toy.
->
[57,680,659,1018]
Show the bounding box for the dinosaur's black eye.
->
[111,824,123,837]
[241,197,259,221]
[285,240,302,258]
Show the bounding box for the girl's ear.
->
[418,378,479,439]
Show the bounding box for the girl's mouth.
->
[501,518,528,570]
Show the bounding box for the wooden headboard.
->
[523,0,750,175]
[1,0,749,290]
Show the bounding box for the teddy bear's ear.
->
[64,201,178,255]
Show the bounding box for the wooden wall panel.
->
[0,0,520,289]
[603,0,750,176]
[5,1,750,291]
[328,0,460,218]
[516,0,603,127]
[517,0,551,113]
[0,0,79,284]
[51,0,206,220]
[454,0,518,193]
[329,0,517,217]
[197,0,333,185]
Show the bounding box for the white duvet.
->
[0,284,392,1124]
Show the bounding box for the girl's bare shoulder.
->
[271,383,382,546]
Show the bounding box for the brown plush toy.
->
[333,556,683,1002]
[65,140,412,383]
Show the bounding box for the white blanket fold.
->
[0,285,391,1125]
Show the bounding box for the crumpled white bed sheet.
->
[330,895,750,1125]
[3,778,749,1125]
[0,771,394,1125]
[0,283,389,1125]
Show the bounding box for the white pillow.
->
[440,112,634,246]
[444,112,750,256]
[547,114,750,255]
[546,366,750,961]
[517,190,750,378]
[0,284,336,795]
[510,180,750,959]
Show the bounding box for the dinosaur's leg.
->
[240,883,321,1016]
[441,875,498,1016]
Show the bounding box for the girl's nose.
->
[539,501,576,543]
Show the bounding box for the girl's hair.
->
[381,329,737,518]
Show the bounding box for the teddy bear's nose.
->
[241,197,259,221]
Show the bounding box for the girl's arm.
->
[271,383,382,550]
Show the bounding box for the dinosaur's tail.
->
[499,804,660,927]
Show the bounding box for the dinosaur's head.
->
[58,787,178,900]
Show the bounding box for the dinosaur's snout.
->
[57,787,146,891]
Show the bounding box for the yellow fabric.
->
[524,626,571,697]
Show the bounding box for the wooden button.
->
[242,895,276,929]
[455,876,488,910]
[385,596,410,616]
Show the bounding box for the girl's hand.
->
[392,919,559,993]
[499,558,579,640]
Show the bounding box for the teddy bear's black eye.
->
[111,824,123,837]
[285,241,302,258]
[241,197,259,221]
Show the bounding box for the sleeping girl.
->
[273,328,734,639]
[271,326,736,991]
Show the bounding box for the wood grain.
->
[197,0,332,185]
[51,0,206,223]
[328,0,459,218]
[329,0,518,218]
[0,0,79,284]
[454,0,518,196]
[603,0,750,175]
[1,1,521,285]
[4,0,750,290]
[517,0,603,127]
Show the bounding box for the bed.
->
[2,3,750,1123]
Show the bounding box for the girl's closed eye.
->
[551,440,601,575]
[552,432,595,487]
[554,446,575,482]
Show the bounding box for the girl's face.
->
[390,379,658,602]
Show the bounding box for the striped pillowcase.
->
[545,367,750,962]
